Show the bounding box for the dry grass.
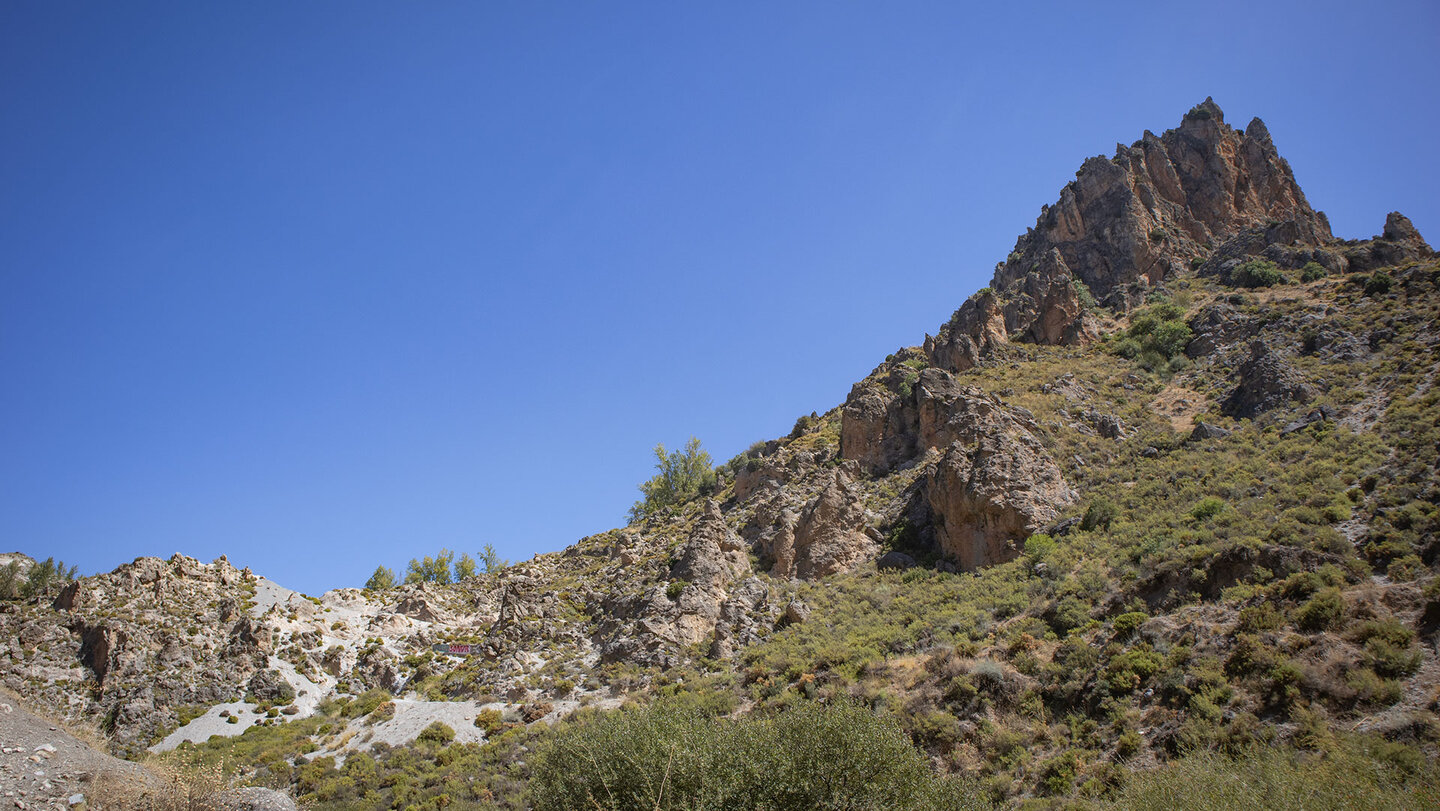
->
[1149,381,1206,432]
[92,753,233,811]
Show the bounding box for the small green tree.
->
[1081,498,1119,531]
[453,554,477,581]
[404,549,455,585]
[18,557,78,599]
[364,565,397,591]
[478,543,507,573]
[0,562,22,600]
[628,437,716,523]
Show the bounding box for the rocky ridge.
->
[0,101,1435,806]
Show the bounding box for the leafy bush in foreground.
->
[1111,736,1440,810]
[528,698,987,811]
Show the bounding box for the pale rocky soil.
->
[0,694,142,810]
[0,691,298,810]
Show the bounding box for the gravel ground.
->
[247,578,298,617]
[0,695,148,810]
[149,700,263,753]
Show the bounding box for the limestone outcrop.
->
[927,98,1332,372]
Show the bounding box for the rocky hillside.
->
[1,100,1436,807]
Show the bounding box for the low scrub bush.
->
[1113,736,1439,810]
[528,698,987,810]
[1229,259,1287,288]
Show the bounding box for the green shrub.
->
[1362,639,1422,678]
[1105,645,1163,693]
[1113,736,1440,810]
[1190,497,1227,521]
[1050,597,1091,636]
[1235,602,1283,633]
[473,708,503,734]
[1363,271,1393,296]
[1294,589,1345,631]
[1301,261,1328,282]
[416,721,455,745]
[1081,498,1119,531]
[1024,534,1057,562]
[1230,259,1287,288]
[1116,300,1193,365]
[342,689,391,719]
[528,699,987,810]
[1112,611,1149,638]
[367,701,395,724]
[630,437,717,523]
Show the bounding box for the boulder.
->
[877,551,917,571]
[1189,422,1232,441]
[246,669,295,703]
[925,431,1075,571]
[1222,341,1313,419]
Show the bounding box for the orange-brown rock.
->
[927,98,1333,372]
[925,427,1074,571]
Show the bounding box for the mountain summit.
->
[928,98,1338,371]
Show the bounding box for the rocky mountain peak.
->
[1384,210,1430,247]
[927,98,1333,372]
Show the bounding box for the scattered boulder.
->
[394,588,448,623]
[1222,341,1313,419]
[1085,409,1129,439]
[1281,406,1337,435]
[246,669,295,704]
[1189,422,1231,441]
[779,600,810,627]
[223,787,300,811]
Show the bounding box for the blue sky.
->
[3,2,1437,594]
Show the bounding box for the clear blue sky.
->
[3,2,1436,594]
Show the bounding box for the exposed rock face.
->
[709,578,771,659]
[1344,211,1435,271]
[924,426,1075,571]
[352,646,402,693]
[78,624,126,686]
[1222,341,1313,419]
[927,98,1332,372]
[839,363,1074,570]
[839,355,931,475]
[394,587,448,623]
[672,500,750,588]
[782,471,877,579]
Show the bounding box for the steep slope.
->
[0,100,1436,807]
